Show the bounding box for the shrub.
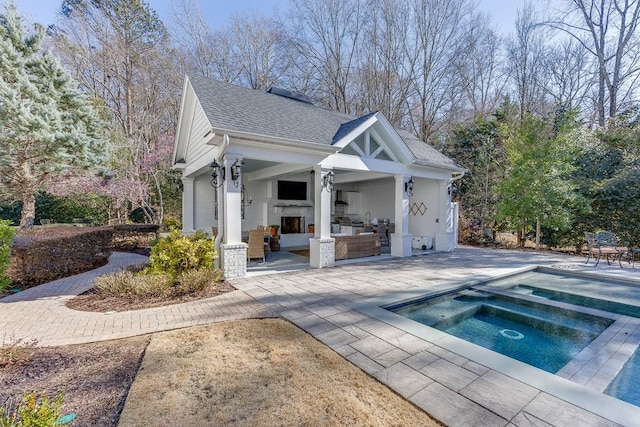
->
[94,270,173,298]
[176,268,224,295]
[162,216,181,231]
[146,230,215,277]
[0,391,64,427]
[8,227,112,288]
[0,220,15,292]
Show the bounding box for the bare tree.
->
[456,12,506,120]
[505,2,549,121]
[542,39,595,116]
[404,0,475,142]
[286,0,367,114]
[169,0,241,83]
[548,0,640,126]
[353,0,413,126]
[231,12,292,90]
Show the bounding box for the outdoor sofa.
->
[334,232,381,260]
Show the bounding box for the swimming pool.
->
[390,289,613,373]
[354,266,640,422]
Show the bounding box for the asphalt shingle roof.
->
[188,74,464,171]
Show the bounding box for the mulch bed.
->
[66,280,236,313]
[0,336,150,427]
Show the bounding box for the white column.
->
[182,177,195,233]
[314,166,332,239]
[221,153,247,279]
[310,166,335,268]
[435,180,455,251]
[391,174,412,257]
[223,154,243,244]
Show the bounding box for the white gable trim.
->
[332,115,379,149]
[333,112,415,165]
[172,75,192,165]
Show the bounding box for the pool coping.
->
[351,265,640,427]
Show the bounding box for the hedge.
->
[111,224,160,251]
[7,227,113,288]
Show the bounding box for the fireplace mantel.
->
[274,203,312,208]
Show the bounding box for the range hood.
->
[335,190,348,205]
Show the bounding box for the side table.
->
[270,235,281,252]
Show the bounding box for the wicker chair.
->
[247,229,268,262]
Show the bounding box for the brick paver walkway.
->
[0,252,275,346]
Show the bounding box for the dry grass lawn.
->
[118,319,440,427]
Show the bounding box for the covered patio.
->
[173,75,465,278]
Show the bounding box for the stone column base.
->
[391,233,412,257]
[310,238,335,268]
[221,243,248,279]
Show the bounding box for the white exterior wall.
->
[407,178,441,243]
[193,173,216,232]
[356,178,395,223]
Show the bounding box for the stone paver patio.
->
[2,247,640,426]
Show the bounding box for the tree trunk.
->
[20,192,36,230]
[535,216,541,251]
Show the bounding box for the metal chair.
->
[585,231,628,267]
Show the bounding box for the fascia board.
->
[373,112,416,164]
[211,128,338,154]
[172,75,191,165]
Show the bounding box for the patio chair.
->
[585,231,628,267]
[247,229,269,262]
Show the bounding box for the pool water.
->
[606,348,640,407]
[508,285,640,318]
[392,290,612,373]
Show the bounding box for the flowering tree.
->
[48,133,175,224]
[0,5,104,229]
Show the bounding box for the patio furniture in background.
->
[629,247,640,268]
[247,229,269,262]
[584,231,629,268]
[335,233,381,260]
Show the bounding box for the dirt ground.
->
[118,319,440,427]
[2,305,440,426]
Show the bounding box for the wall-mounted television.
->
[278,180,307,200]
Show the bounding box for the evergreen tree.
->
[0,4,104,229]
[495,111,581,249]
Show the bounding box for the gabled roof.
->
[189,74,351,146]
[397,129,465,172]
[187,74,464,171]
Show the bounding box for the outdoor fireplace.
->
[281,216,305,234]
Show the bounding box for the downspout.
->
[214,134,229,268]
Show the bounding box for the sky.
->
[8,0,526,35]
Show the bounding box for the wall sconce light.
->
[321,169,335,192]
[405,177,414,197]
[230,159,242,187]
[210,159,225,188]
